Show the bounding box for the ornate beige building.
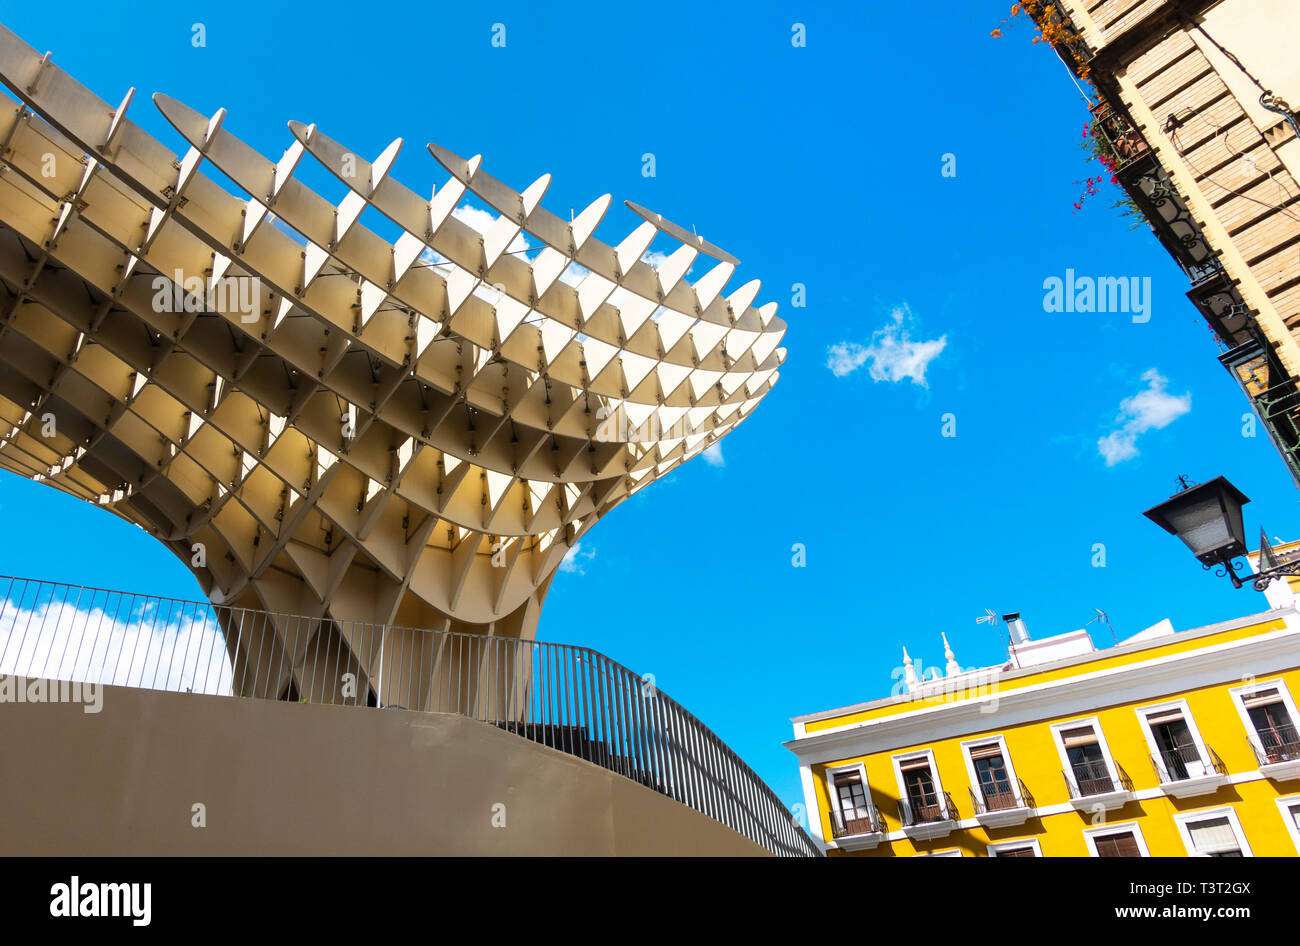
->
[0,23,786,703]
[1033,0,1300,481]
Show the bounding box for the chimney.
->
[1002,612,1031,645]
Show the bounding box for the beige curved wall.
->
[0,680,766,856]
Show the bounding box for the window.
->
[892,749,955,838]
[968,742,1017,810]
[1277,796,1300,854]
[1060,725,1114,795]
[1230,680,1300,768]
[1083,822,1148,857]
[987,839,1041,857]
[828,767,876,836]
[1244,689,1300,762]
[1135,702,1217,783]
[1188,818,1241,857]
[1173,807,1253,857]
[1094,832,1141,858]
[901,756,942,821]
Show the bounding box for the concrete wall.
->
[0,679,767,856]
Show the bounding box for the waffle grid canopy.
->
[0,24,785,693]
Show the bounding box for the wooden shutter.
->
[1188,817,1239,856]
[1242,688,1281,709]
[1144,707,1185,725]
[1061,726,1098,748]
[1094,831,1140,857]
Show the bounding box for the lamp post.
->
[1143,475,1295,591]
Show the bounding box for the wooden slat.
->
[1236,211,1300,266]
[1179,114,1266,180]
[1124,29,1196,85]
[1212,177,1300,235]
[1137,51,1217,109]
[1251,241,1300,296]
[1103,0,1166,40]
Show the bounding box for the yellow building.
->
[786,576,1300,857]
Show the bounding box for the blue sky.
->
[2,1,1297,816]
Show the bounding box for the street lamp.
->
[1143,475,1293,590]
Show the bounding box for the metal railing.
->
[1251,723,1300,765]
[1063,761,1133,800]
[828,805,884,840]
[898,790,956,828]
[0,575,821,857]
[969,778,1034,816]
[1150,743,1227,784]
[1090,101,1151,172]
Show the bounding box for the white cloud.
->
[827,306,947,385]
[702,443,724,468]
[559,542,596,575]
[1098,368,1191,466]
[420,203,532,267]
[0,600,233,695]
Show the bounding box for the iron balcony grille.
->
[0,575,821,858]
[1063,761,1133,799]
[829,805,884,840]
[1253,722,1300,765]
[1150,743,1227,784]
[898,790,956,828]
[969,778,1034,816]
[1089,102,1151,173]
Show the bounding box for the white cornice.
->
[790,608,1294,726]
[786,624,1300,765]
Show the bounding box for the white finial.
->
[943,632,960,676]
[903,646,918,690]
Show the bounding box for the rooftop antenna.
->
[977,608,1017,669]
[1086,608,1118,646]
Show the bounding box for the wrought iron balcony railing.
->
[1150,743,1227,784]
[1090,101,1151,172]
[1252,723,1300,765]
[1063,761,1133,799]
[0,575,821,857]
[969,778,1034,816]
[829,805,884,840]
[898,790,956,828]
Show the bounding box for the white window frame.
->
[824,762,874,833]
[1133,698,1214,778]
[1050,716,1122,793]
[891,748,948,822]
[1083,821,1150,857]
[986,838,1042,857]
[915,848,963,857]
[960,734,1025,808]
[1172,806,1253,857]
[1228,678,1300,759]
[1275,794,1300,854]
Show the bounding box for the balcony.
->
[897,791,957,841]
[1149,744,1229,798]
[1090,102,1151,173]
[828,805,886,851]
[968,779,1035,828]
[1252,723,1300,782]
[1063,762,1134,811]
